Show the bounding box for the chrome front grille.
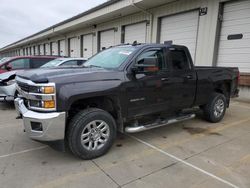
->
[16,81,29,92]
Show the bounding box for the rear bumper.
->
[14,98,66,141]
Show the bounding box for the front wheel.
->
[67,108,116,159]
[202,92,227,123]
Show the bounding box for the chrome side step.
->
[125,114,195,133]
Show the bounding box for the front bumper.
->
[0,84,16,101]
[14,98,66,141]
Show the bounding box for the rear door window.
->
[31,58,54,68]
[168,49,191,71]
[8,58,30,69]
[61,60,78,66]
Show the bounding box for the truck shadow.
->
[0,101,15,110]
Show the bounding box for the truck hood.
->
[16,67,121,84]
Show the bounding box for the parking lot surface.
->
[0,100,250,188]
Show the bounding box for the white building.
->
[0,0,250,99]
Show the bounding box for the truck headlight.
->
[29,86,55,94]
[28,84,56,111]
[6,79,16,86]
[29,99,55,109]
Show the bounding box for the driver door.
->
[125,47,170,118]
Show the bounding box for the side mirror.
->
[5,64,12,71]
[132,57,158,74]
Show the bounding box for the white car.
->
[0,71,18,101]
[41,58,87,68]
[0,58,87,102]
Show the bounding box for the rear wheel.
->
[202,92,227,123]
[67,108,116,159]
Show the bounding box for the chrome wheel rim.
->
[81,120,110,151]
[214,99,224,118]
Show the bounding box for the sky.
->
[0,0,106,48]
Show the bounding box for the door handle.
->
[161,77,169,81]
[186,75,193,79]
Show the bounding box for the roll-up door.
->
[34,46,39,55]
[51,42,58,56]
[45,43,50,55]
[69,37,78,57]
[82,34,93,58]
[124,22,147,43]
[59,40,66,56]
[39,44,44,55]
[29,47,32,55]
[159,11,199,61]
[217,0,250,73]
[99,29,115,51]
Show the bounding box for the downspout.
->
[131,0,153,43]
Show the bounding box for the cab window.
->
[31,58,52,68]
[168,49,190,70]
[136,49,166,71]
[8,58,30,69]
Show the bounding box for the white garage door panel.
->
[51,42,58,55]
[222,17,250,27]
[218,54,250,63]
[59,40,66,56]
[225,0,250,11]
[217,0,250,73]
[100,30,115,50]
[160,11,199,61]
[69,38,78,57]
[82,34,93,58]
[223,9,250,21]
[219,38,250,48]
[39,45,44,55]
[35,46,39,55]
[220,24,250,35]
[164,31,197,40]
[219,48,249,55]
[124,22,147,43]
[45,44,50,55]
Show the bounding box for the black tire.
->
[67,108,116,159]
[202,92,227,123]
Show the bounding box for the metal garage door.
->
[39,44,44,55]
[99,29,115,51]
[69,37,78,57]
[45,43,50,55]
[160,11,199,61]
[124,22,147,44]
[217,0,250,73]
[51,42,58,56]
[59,40,66,56]
[34,46,39,55]
[29,47,32,55]
[82,34,93,58]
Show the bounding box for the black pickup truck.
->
[14,43,239,159]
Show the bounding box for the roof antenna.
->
[132,40,137,46]
[164,40,173,45]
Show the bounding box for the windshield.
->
[0,57,11,65]
[41,59,63,68]
[84,47,136,69]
